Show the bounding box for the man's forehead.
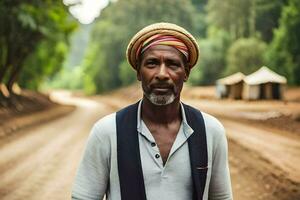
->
[142,45,183,60]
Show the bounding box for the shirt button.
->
[155,154,160,159]
[151,142,156,147]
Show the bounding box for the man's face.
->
[137,45,189,106]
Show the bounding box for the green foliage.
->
[10,0,297,93]
[265,0,300,84]
[206,0,287,42]
[256,0,287,42]
[42,65,85,91]
[42,24,93,93]
[119,61,137,86]
[207,0,255,39]
[0,0,77,91]
[226,38,267,75]
[82,42,113,93]
[190,0,209,37]
[189,29,231,85]
[18,40,69,90]
[204,0,300,85]
[83,0,199,93]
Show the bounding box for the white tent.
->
[244,66,287,85]
[216,72,245,99]
[217,72,245,85]
[243,66,287,100]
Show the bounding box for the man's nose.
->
[155,64,169,80]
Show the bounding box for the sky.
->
[63,0,110,24]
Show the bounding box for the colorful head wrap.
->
[136,34,189,61]
[127,22,199,70]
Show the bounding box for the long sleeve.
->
[208,127,233,200]
[72,125,110,200]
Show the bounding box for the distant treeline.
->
[78,0,299,94]
[1,0,299,97]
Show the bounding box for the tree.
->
[265,0,300,85]
[18,40,69,90]
[22,24,92,90]
[256,0,288,42]
[206,0,288,42]
[0,0,76,97]
[206,0,255,39]
[190,0,209,37]
[189,29,231,85]
[119,60,137,87]
[226,38,267,75]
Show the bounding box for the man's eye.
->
[169,62,180,68]
[146,61,157,67]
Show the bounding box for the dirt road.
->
[186,99,300,200]
[0,91,115,200]
[0,91,299,200]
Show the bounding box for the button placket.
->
[143,139,162,167]
[151,144,163,166]
[140,120,163,167]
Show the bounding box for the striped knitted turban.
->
[136,34,189,62]
[127,22,199,70]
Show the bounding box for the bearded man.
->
[72,22,233,200]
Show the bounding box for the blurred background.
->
[0,0,299,199]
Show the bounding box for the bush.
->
[225,38,267,75]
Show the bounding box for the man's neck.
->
[141,96,182,124]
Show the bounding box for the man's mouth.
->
[153,88,170,92]
[151,84,173,94]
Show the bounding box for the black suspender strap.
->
[116,102,208,200]
[184,103,208,200]
[116,102,147,200]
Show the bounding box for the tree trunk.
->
[0,65,9,83]
[6,62,23,93]
[0,83,10,107]
[0,43,12,83]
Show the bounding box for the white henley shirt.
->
[72,101,233,200]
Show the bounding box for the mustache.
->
[150,82,173,89]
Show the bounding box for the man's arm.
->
[208,127,233,200]
[72,125,110,200]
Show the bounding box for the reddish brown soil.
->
[0,86,299,200]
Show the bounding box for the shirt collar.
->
[137,100,143,132]
[136,100,194,137]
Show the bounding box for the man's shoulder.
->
[92,102,139,134]
[183,104,225,137]
[91,112,117,139]
[94,112,116,128]
[201,112,224,132]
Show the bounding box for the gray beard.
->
[144,92,175,106]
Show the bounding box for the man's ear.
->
[136,67,141,81]
[137,72,141,81]
[136,61,142,81]
[184,66,190,82]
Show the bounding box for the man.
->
[72,22,232,200]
